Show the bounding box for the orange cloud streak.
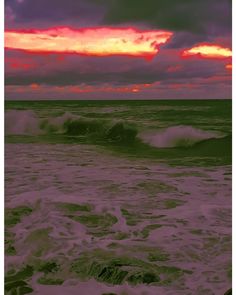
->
[226,64,232,71]
[182,44,232,59]
[5,27,173,59]
[6,83,153,95]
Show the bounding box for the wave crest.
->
[6,111,224,149]
[5,110,41,135]
[5,110,138,143]
[139,125,222,148]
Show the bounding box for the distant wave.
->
[138,126,223,148]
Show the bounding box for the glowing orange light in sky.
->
[182,44,232,59]
[30,83,39,89]
[5,27,173,59]
[68,84,147,93]
[5,83,154,95]
[226,64,232,71]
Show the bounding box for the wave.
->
[191,135,231,156]
[138,126,223,148]
[5,110,42,135]
[5,110,228,153]
[40,112,81,134]
[5,110,138,143]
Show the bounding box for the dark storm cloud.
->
[100,0,231,35]
[5,49,230,87]
[165,32,210,49]
[4,1,232,100]
[5,0,106,27]
[5,0,231,35]
[5,0,232,51]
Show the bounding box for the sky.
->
[4,0,232,100]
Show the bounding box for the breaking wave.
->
[5,110,138,143]
[5,110,42,135]
[138,126,222,148]
[5,110,226,149]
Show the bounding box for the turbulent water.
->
[5,100,232,295]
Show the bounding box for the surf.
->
[138,125,223,148]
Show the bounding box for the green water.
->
[5,99,232,166]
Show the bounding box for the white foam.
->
[139,125,221,148]
[5,110,81,135]
[5,110,41,135]
[41,111,80,134]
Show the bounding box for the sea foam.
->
[139,125,222,148]
[5,110,41,135]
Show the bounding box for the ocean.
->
[5,100,232,295]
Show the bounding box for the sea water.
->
[5,100,232,295]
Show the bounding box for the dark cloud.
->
[5,49,230,87]
[165,32,209,49]
[100,0,231,35]
[5,0,231,36]
[5,0,232,51]
[4,0,232,100]
[5,0,105,27]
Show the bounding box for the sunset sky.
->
[4,0,232,100]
